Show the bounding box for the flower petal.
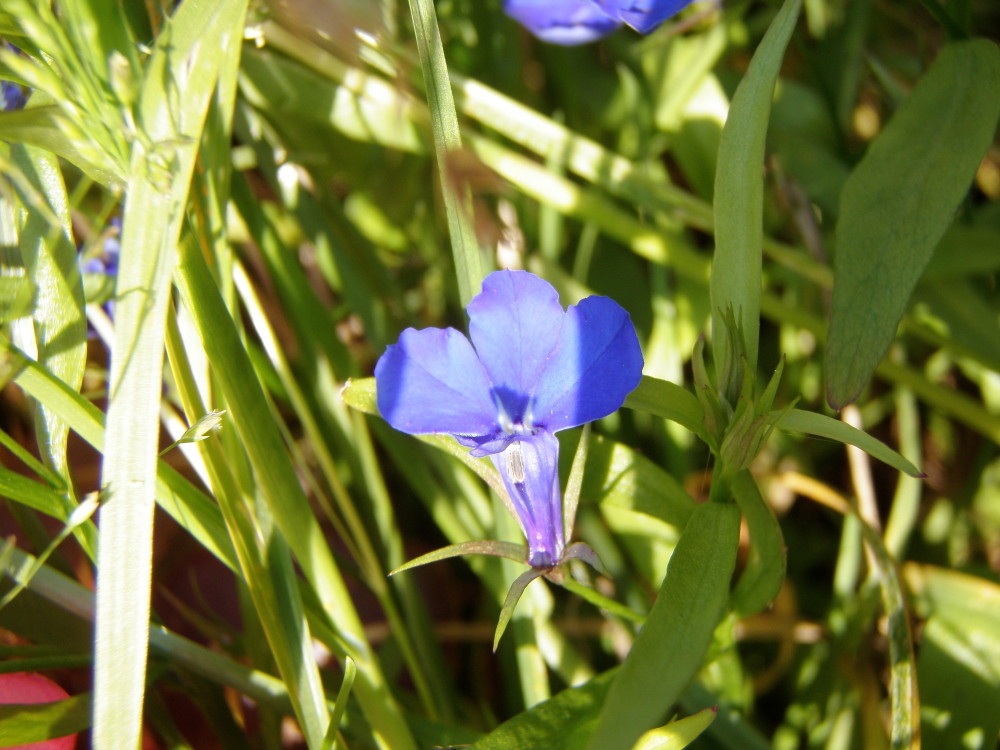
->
[533,295,643,431]
[375,327,499,438]
[503,0,621,45]
[467,270,566,425]
[491,433,565,568]
[591,0,695,33]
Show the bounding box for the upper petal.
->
[467,270,566,423]
[375,327,499,438]
[532,295,643,431]
[503,0,621,45]
[590,0,695,33]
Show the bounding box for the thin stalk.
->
[406,0,487,305]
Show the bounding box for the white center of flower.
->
[505,441,526,484]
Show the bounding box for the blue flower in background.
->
[503,0,696,44]
[502,0,622,46]
[1,43,27,111]
[376,270,643,568]
[591,0,696,33]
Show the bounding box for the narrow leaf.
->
[586,501,741,750]
[623,375,712,445]
[773,408,922,477]
[390,541,528,575]
[711,0,803,379]
[826,39,1000,407]
[631,707,717,750]
[494,567,546,651]
[730,471,785,617]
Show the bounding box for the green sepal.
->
[389,541,529,576]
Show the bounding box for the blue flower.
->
[375,270,643,568]
[502,0,695,44]
[502,0,622,46]
[591,0,696,33]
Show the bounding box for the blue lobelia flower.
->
[502,0,623,46]
[375,270,643,569]
[590,0,697,34]
[503,0,697,44]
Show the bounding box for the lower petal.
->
[490,433,565,568]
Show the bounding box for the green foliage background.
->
[0,0,999,748]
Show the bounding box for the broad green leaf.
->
[730,471,785,617]
[631,707,716,750]
[586,501,741,750]
[918,616,1000,750]
[0,692,90,745]
[623,375,711,446]
[470,670,616,750]
[711,0,802,384]
[826,39,1000,407]
[773,408,921,477]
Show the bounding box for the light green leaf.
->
[773,408,922,477]
[0,692,90,745]
[826,39,1000,407]
[586,501,741,750]
[390,541,528,575]
[631,707,716,750]
[624,375,712,446]
[711,0,802,382]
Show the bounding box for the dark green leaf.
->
[586,501,741,750]
[826,39,1000,407]
[711,0,802,378]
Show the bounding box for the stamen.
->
[506,442,526,484]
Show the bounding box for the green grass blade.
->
[826,39,1000,407]
[92,2,248,746]
[406,0,487,305]
[586,501,741,750]
[710,0,802,382]
[174,240,416,750]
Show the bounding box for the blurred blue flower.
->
[1,80,26,111]
[1,43,27,111]
[503,0,695,44]
[503,0,622,45]
[591,0,696,33]
[376,270,643,568]
[80,217,121,326]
